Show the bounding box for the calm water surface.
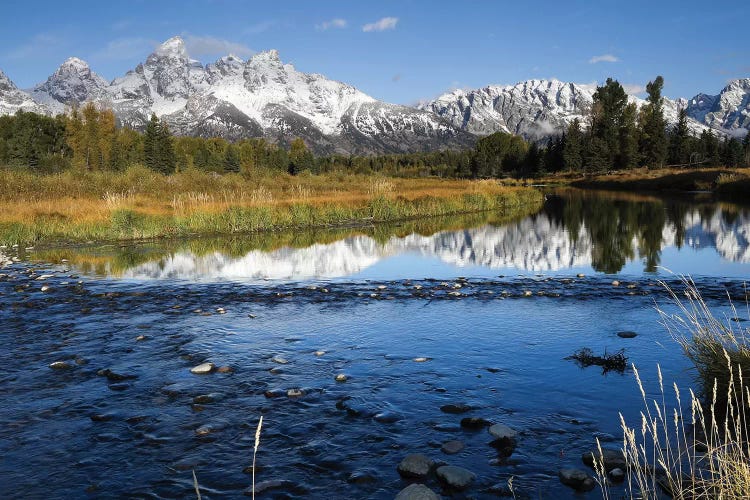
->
[1,189,749,499]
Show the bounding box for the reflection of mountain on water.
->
[121,197,750,280]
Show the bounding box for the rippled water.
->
[1,189,749,499]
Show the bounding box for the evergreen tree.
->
[143,114,159,171]
[589,78,628,171]
[639,76,668,168]
[617,103,639,170]
[563,119,583,171]
[669,108,690,165]
[155,119,175,174]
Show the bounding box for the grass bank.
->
[0,166,543,245]
[553,167,750,200]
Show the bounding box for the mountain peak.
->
[0,69,17,91]
[251,49,281,64]
[154,36,187,59]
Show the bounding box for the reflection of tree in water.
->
[546,191,734,273]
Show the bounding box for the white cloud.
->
[622,83,646,95]
[316,18,347,31]
[184,35,254,58]
[362,17,399,32]
[589,54,619,64]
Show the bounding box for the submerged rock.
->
[440,403,472,414]
[436,465,476,490]
[608,467,626,483]
[397,454,435,478]
[441,440,465,455]
[395,483,441,500]
[582,448,626,471]
[558,468,596,491]
[460,417,492,429]
[335,373,348,382]
[617,331,638,338]
[271,355,289,365]
[49,361,73,370]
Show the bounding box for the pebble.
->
[441,440,465,455]
[611,280,620,286]
[287,388,304,398]
[397,454,434,479]
[577,273,585,278]
[558,468,596,491]
[436,465,476,490]
[195,425,216,436]
[40,285,51,292]
[413,357,431,362]
[135,335,147,341]
[335,373,348,382]
[523,290,533,297]
[314,350,326,356]
[488,423,518,440]
[190,362,215,375]
[216,307,226,314]
[395,483,441,500]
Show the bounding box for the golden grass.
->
[0,166,542,245]
[598,279,750,499]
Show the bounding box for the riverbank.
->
[0,167,543,245]
[531,166,750,200]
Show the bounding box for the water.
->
[1,189,748,499]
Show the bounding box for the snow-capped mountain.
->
[0,69,47,115]
[421,78,749,141]
[686,78,750,134]
[1,36,747,150]
[8,36,474,154]
[31,57,110,114]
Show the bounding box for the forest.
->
[0,76,748,178]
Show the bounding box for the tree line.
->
[1,78,749,178]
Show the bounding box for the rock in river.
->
[558,468,596,491]
[190,363,215,375]
[617,331,638,338]
[49,361,73,370]
[460,417,492,429]
[441,440,465,455]
[440,403,472,414]
[582,448,627,471]
[397,454,434,479]
[395,483,441,500]
[436,465,476,490]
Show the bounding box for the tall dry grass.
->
[598,279,750,499]
[0,166,542,244]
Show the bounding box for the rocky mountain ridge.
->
[1,36,747,152]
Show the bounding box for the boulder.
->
[397,454,435,479]
[558,468,596,491]
[395,483,440,500]
[436,465,476,490]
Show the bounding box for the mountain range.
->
[1,36,748,154]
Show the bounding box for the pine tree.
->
[156,119,175,174]
[589,78,628,171]
[617,103,639,170]
[143,114,159,171]
[563,119,583,171]
[639,76,668,168]
[669,108,690,165]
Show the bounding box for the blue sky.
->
[1,0,747,104]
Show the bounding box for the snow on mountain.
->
[31,57,110,113]
[3,36,747,150]
[422,78,747,141]
[0,69,48,115]
[19,36,473,154]
[687,78,750,134]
